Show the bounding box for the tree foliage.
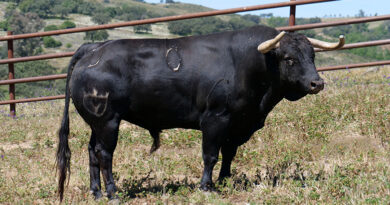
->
[8,11,45,57]
[117,5,148,21]
[60,20,76,29]
[241,14,261,24]
[229,17,256,30]
[44,21,75,32]
[44,25,59,31]
[84,30,109,43]
[92,11,112,25]
[267,16,288,27]
[51,3,71,18]
[168,16,257,36]
[134,24,151,33]
[168,17,230,36]
[43,36,62,48]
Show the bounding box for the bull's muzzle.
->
[309,79,324,94]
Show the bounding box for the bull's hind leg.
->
[92,115,121,200]
[149,129,161,154]
[88,131,103,199]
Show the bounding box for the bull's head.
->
[258,31,344,101]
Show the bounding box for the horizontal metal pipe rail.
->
[0,0,335,41]
[0,52,74,64]
[0,95,65,105]
[318,60,390,71]
[277,14,390,31]
[0,74,67,85]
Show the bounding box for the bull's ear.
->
[268,46,282,58]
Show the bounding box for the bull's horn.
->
[308,35,345,50]
[258,31,286,54]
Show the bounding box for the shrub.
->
[43,36,62,48]
[60,20,76,29]
[228,17,256,30]
[84,30,109,42]
[44,25,58,31]
[267,17,288,27]
[134,24,151,33]
[168,17,231,36]
[92,12,112,25]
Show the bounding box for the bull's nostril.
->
[309,80,324,94]
[311,81,317,89]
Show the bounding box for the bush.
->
[8,11,45,57]
[43,36,62,48]
[92,12,112,25]
[134,24,151,33]
[168,17,231,36]
[77,1,102,15]
[44,25,59,31]
[241,14,261,24]
[60,20,76,29]
[228,17,256,30]
[267,17,288,27]
[117,5,147,21]
[84,30,109,42]
[66,43,72,48]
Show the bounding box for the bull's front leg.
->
[199,115,228,191]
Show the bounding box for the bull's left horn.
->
[308,35,345,50]
[258,31,286,54]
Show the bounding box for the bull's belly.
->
[122,111,200,130]
[122,101,201,130]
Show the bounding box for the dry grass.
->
[0,66,389,204]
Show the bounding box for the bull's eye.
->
[286,59,294,66]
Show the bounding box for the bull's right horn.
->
[258,31,286,54]
[308,35,345,50]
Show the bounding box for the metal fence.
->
[1,0,390,116]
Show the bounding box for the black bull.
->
[57,25,331,200]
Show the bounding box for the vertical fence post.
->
[289,0,296,27]
[7,31,15,117]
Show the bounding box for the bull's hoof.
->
[107,193,119,201]
[90,190,103,200]
[217,173,232,183]
[200,183,215,192]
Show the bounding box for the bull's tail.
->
[56,53,78,202]
[56,59,73,202]
[56,44,93,201]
